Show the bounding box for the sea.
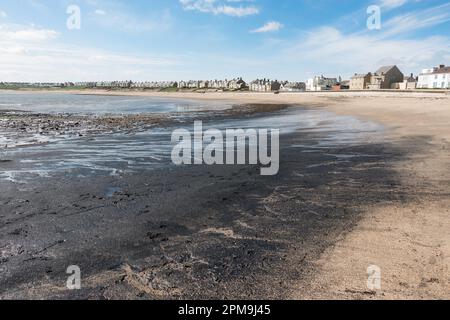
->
[0,91,384,182]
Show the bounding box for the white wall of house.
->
[397,80,417,90]
[306,79,314,91]
[418,69,450,89]
[306,76,338,91]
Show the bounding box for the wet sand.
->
[1,90,449,299]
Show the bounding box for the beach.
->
[0,90,449,299]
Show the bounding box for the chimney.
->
[439,64,445,69]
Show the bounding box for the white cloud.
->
[85,0,173,32]
[93,9,172,32]
[278,2,450,77]
[0,23,180,82]
[180,0,259,17]
[251,21,283,33]
[0,10,7,18]
[0,25,59,42]
[216,5,259,17]
[380,3,450,37]
[284,26,450,77]
[380,0,410,9]
[94,9,106,16]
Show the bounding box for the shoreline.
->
[0,91,449,299]
[0,103,290,151]
[1,88,450,105]
[3,89,450,138]
[0,103,405,299]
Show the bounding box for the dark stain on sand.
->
[0,107,431,299]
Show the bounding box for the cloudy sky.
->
[0,0,449,82]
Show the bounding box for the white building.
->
[306,75,338,91]
[306,79,314,91]
[417,65,450,89]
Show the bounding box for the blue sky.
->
[0,0,449,82]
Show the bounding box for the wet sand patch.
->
[0,129,420,299]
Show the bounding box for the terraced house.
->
[250,79,282,92]
[350,73,371,90]
[417,65,450,89]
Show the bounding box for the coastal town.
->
[3,0,450,305]
[1,64,449,92]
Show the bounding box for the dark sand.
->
[0,102,429,299]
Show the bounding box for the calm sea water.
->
[0,92,384,182]
[0,91,231,115]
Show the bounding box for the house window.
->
[433,82,438,88]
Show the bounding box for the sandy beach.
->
[86,89,450,299]
[0,90,449,299]
[146,90,450,299]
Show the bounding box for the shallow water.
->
[0,92,231,115]
[0,93,385,182]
